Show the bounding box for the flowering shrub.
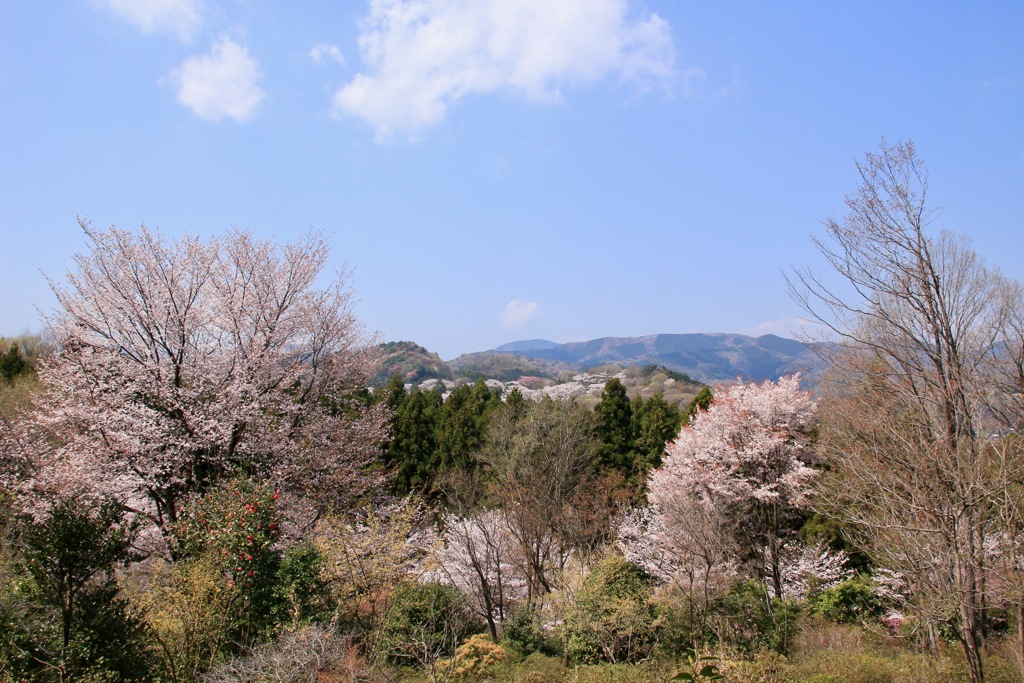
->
[168,477,283,641]
[435,633,507,681]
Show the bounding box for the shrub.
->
[712,579,800,654]
[4,495,154,682]
[513,652,567,683]
[807,574,880,624]
[274,541,332,626]
[436,633,506,681]
[134,556,238,682]
[169,477,283,643]
[373,581,480,666]
[502,604,545,655]
[199,624,349,683]
[563,555,658,664]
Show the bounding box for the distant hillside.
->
[371,341,454,386]
[492,339,559,353]
[456,333,822,384]
[448,352,573,382]
[374,333,822,389]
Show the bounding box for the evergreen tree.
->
[630,392,682,473]
[681,386,713,425]
[386,387,443,495]
[0,343,28,384]
[594,378,635,476]
[437,380,500,473]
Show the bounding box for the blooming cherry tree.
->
[645,375,817,598]
[24,222,386,537]
[428,509,528,641]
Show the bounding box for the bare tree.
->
[477,398,600,605]
[789,140,1024,683]
[19,222,387,540]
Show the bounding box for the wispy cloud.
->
[95,0,205,43]
[164,36,265,122]
[309,43,346,67]
[501,300,540,328]
[333,0,675,140]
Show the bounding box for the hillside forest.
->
[2,141,1024,683]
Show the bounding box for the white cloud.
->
[95,0,205,43]
[310,43,346,66]
[333,0,675,140]
[164,36,266,122]
[501,300,540,328]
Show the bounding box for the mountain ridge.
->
[472,332,822,384]
[374,332,823,387]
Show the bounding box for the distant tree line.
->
[374,375,689,501]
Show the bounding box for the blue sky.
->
[2,1,1022,360]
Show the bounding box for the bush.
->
[655,593,718,657]
[134,555,239,682]
[562,555,657,664]
[712,579,800,654]
[436,633,506,681]
[513,652,567,683]
[169,477,283,643]
[274,541,332,626]
[373,581,481,666]
[502,604,545,655]
[807,574,880,624]
[199,624,349,683]
[2,495,154,682]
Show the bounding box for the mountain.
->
[457,333,823,384]
[373,333,823,388]
[492,339,560,353]
[371,341,454,385]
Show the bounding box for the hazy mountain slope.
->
[471,333,821,383]
[375,333,822,388]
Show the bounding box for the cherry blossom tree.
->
[644,375,817,599]
[22,221,387,539]
[428,509,527,641]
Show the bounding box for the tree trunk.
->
[960,593,985,683]
[1017,602,1024,682]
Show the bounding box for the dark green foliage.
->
[681,386,713,425]
[381,387,444,495]
[379,378,503,497]
[594,381,681,494]
[563,555,658,664]
[275,541,333,625]
[594,379,634,475]
[374,581,481,665]
[23,496,141,652]
[630,392,682,472]
[807,575,881,624]
[502,604,546,655]
[0,343,29,384]
[713,579,800,654]
[655,595,715,658]
[437,380,501,473]
[504,386,527,417]
[4,495,154,682]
